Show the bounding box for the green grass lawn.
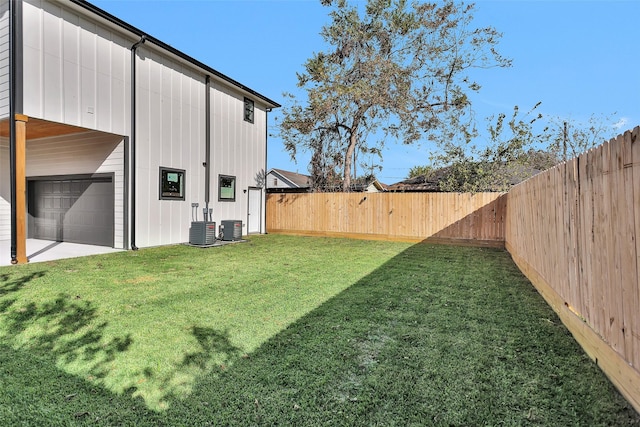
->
[0,235,638,426]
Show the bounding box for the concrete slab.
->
[0,239,123,266]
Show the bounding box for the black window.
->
[160,167,185,200]
[219,175,236,201]
[244,97,254,123]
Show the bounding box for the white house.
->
[0,0,280,264]
[266,168,311,192]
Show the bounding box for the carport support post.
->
[13,114,28,264]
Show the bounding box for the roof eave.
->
[68,0,281,109]
[267,169,299,188]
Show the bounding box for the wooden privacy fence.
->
[506,126,640,412]
[266,192,506,246]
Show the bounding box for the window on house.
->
[219,175,236,201]
[273,178,278,187]
[244,97,254,123]
[160,167,185,200]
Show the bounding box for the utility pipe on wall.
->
[129,35,146,250]
[205,75,211,214]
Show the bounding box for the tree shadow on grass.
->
[2,272,248,416]
[3,293,132,379]
[0,271,44,297]
[145,326,245,410]
[0,343,160,425]
[182,326,243,371]
[0,272,134,412]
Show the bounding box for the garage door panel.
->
[28,177,114,247]
[33,213,60,241]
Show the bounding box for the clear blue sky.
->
[92,0,640,184]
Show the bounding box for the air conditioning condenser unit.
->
[220,220,242,241]
[189,221,216,245]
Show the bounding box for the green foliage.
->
[431,103,549,192]
[548,113,620,161]
[411,107,620,192]
[407,164,434,179]
[280,0,510,191]
[1,236,638,425]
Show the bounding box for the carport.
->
[1,116,125,264]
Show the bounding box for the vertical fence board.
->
[630,127,640,369]
[599,141,614,346]
[620,130,637,364]
[565,159,577,313]
[578,148,593,325]
[558,163,569,301]
[607,137,625,354]
[594,143,606,340]
[571,158,582,314]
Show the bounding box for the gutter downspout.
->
[130,35,146,250]
[205,75,211,214]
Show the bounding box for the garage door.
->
[28,176,114,247]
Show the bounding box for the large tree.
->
[280,0,510,191]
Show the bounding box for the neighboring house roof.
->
[369,179,389,192]
[350,179,388,193]
[266,170,387,193]
[388,164,542,192]
[267,169,312,189]
[502,164,543,186]
[387,169,447,192]
[68,0,280,110]
[315,177,388,193]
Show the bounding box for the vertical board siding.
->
[134,52,268,247]
[0,0,9,119]
[266,192,507,245]
[135,50,205,248]
[211,81,267,236]
[22,0,130,136]
[506,126,640,412]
